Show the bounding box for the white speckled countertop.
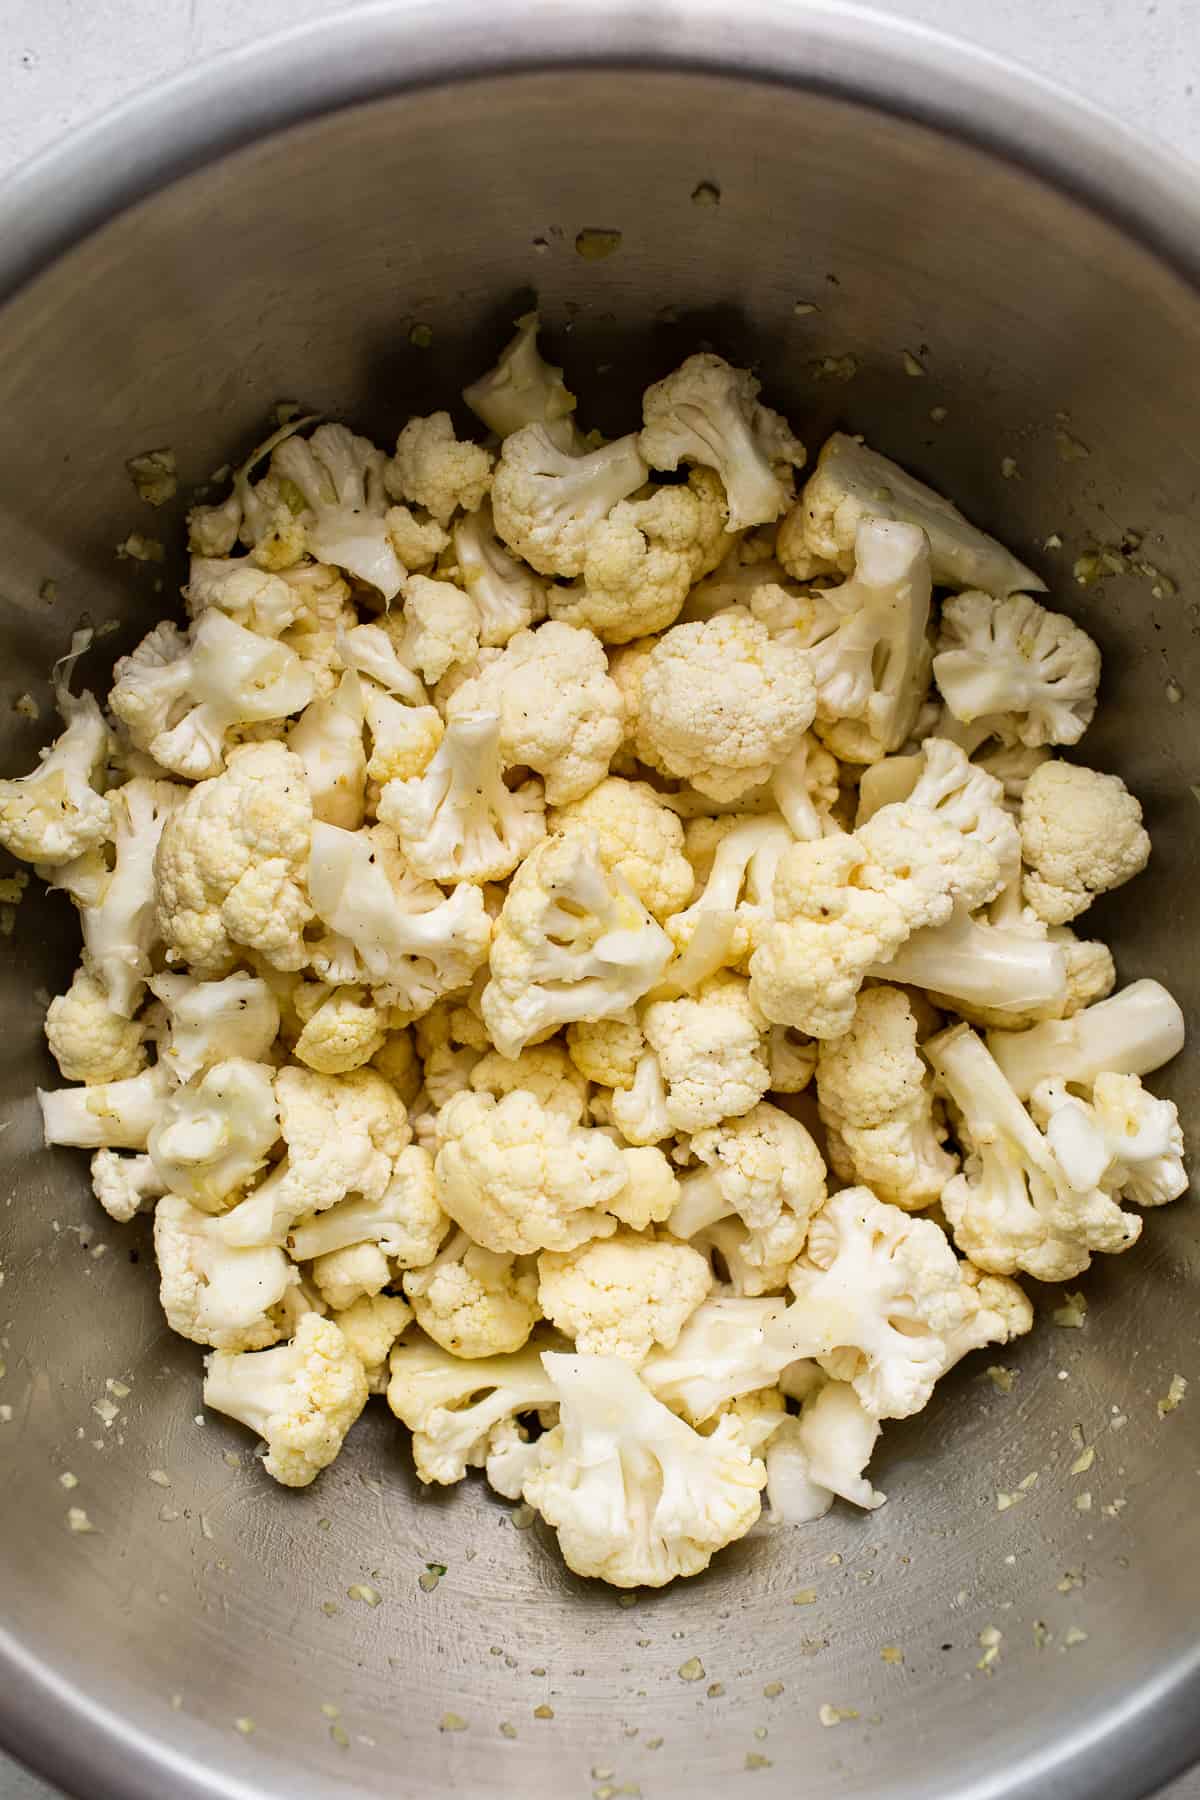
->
[0,2,1197,1797]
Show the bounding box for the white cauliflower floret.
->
[403,1228,540,1357]
[336,618,429,706]
[183,557,307,639]
[387,412,494,527]
[469,1043,589,1122]
[334,1292,413,1393]
[787,1187,1033,1418]
[537,1230,712,1363]
[607,1145,681,1231]
[549,778,693,922]
[769,734,841,841]
[879,906,1070,1022]
[363,683,443,786]
[641,975,771,1133]
[445,620,624,805]
[185,413,318,566]
[90,1148,167,1224]
[490,423,648,577]
[219,1065,409,1248]
[307,819,491,1015]
[933,592,1100,748]
[293,986,387,1075]
[636,609,816,801]
[640,1295,810,1422]
[609,1047,673,1147]
[39,1064,175,1150]
[462,311,577,439]
[482,832,672,1059]
[669,1102,827,1290]
[44,962,147,1084]
[523,1351,766,1586]
[151,971,280,1082]
[310,1241,391,1310]
[764,1380,885,1522]
[1019,760,1150,924]
[452,501,548,646]
[749,802,1002,1038]
[414,996,490,1106]
[1029,1073,1187,1209]
[434,1088,627,1254]
[780,432,1044,595]
[566,1014,645,1091]
[926,1021,1146,1281]
[387,1329,560,1484]
[638,353,805,531]
[0,643,111,868]
[397,574,481,685]
[371,1027,423,1105]
[378,713,545,884]
[781,518,933,758]
[147,1058,279,1211]
[386,504,450,572]
[155,741,313,976]
[109,612,314,781]
[155,1194,297,1352]
[665,814,793,988]
[286,672,367,830]
[549,470,731,643]
[269,422,404,599]
[988,978,1186,1099]
[287,1143,449,1268]
[203,1313,368,1486]
[817,987,957,1211]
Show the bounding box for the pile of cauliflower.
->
[3,314,1187,1589]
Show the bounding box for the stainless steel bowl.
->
[1,5,1197,1797]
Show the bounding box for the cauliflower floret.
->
[286,671,367,830]
[764,1380,885,1522]
[635,609,816,802]
[859,737,1022,882]
[110,612,314,782]
[670,1101,827,1287]
[549,470,732,643]
[371,1027,423,1105]
[490,423,648,577]
[549,778,693,922]
[363,683,443,787]
[335,618,429,706]
[151,971,280,1082]
[1019,760,1150,924]
[482,832,672,1059]
[334,1292,413,1393]
[267,423,404,599]
[386,504,450,572]
[468,1042,589,1122]
[749,802,1002,1038]
[183,557,307,639]
[203,1313,368,1486]
[609,1047,673,1147]
[414,995,490,1105]
[147,1058,279,1211]
[523,1350,766,1586]
[988,978,1185,1099]
[640,975,771,1133]
[378,713,545,884]
[566,1014,644,1091]
[90,1148,167,1224]
[403,1228,540,1357]
[218,1065,409,1248]
[933,592,1100,748]
[307,819,491,1015]
[0,636,112,868]
[434,1088,627,1254]
[537,1230,712,1362]
[386,413,494,527]
[287,1143,449,1268]
[638,353,805,531]
[185,413,317,567]
[445,620,624,805]
[155,741,313,976]
[44,962,147,1085]
[926,1021,1146,1281]
[879,906,1070,1023]
[817,987,957,1211]
[780,432,1044,595]
[452,501,549,647]
[310,1241,392,1310]
[397,574,482,685]
[665,814,793,987]
[387,1329,560,1484]
[693,1212,809,1296]
[769,734,841,841]
[1029,1072,1187,1209]
[608,1145,681,1231]
[155,1194,297,1352]
[39,1064,175,1150]
[463,311,577,439]
[293,986,388,1074]
[767,1024,818,1093]
[640,1294,805,1422]
[787,1187,1033,1418]
[780,518,933,757]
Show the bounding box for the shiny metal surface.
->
[0,5,1198,1798]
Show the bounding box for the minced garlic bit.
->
[148,1468,172,1488]
[977,1626,1003,1671]
[1063,1626,1089,1648]
[1074,1491,1092,1513]
[1052,1292,1088,1329]
[126,448,178,507]
[575,229,622,261]
[1070,1446,1095,1475]
[116,532,165,564]
[233,1717,255,1736]
[1157,1373,1188,1417]
[810,354,858,383]
[793,301,820,317]
[1055,426,1090,462]
[691,181,721,207]
[12,694,37,721]
[762,1680,784,1698]
[59,1471,78,1490]
[533,1703,554,1720]
[986,1366,1016,1393]
[791,1589,816,1605]
[901,350,926,377]
[880,1646,904,1665]
[66,1506,96,1533]
[1000,456,1019,479]
[439,1712,468,1732]
[346,1583,381,1607]
[818,1704,858,1727]
[677,1656,705,1682]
